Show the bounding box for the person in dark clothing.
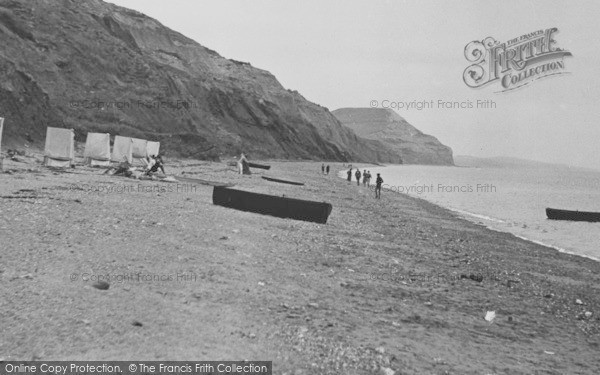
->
[355,169,362,186]
[113,157,133,177]
[147,154,165,175]
[326,165,330,175]
[347,168,352,183]
[321,163,325,174]
[375,173,383,199]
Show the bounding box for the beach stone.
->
[92,281,110,290]
[132,321,143,327]
[585,311,593,318]
[575,299,583,305]
[375,346,386,354]
[380,367,395,375]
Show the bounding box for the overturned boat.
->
[261,176,305,186]
[226,161,271,170]
[248,162,271,170]
[546,208,600,222]
[212,186,332,223]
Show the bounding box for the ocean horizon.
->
[343,163,600,262]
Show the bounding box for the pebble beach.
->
[1,154,599,374]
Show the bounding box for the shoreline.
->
[348,163,600,264]
[1,157,599,373]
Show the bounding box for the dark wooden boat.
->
[248,162,271,170]
[546,208,600,222]
[261,176,304,186]
[226,161,271,170]
[176,176,234,187]
[213,186,332,224]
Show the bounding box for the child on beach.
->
[355,169,362,186]
[375,173,383,199]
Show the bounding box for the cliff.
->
[333,108,454,165]
[0,0,401,162]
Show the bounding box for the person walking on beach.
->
[375,173,383,199]
[347,168,352,183]
[237,153,251,175]
[326,165,330,175]
[366,171,372,187]
[355,169,362,186]
[362,169,368,186]
[321,163,325,174]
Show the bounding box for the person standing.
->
[355,169,362,186]
[362,169,368,186]
[321,163,325,174]
[326,165,330,175]
[347,168,352,183]
[375,173,383,199]
[238,153,251,175]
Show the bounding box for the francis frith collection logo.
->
[463,28,572,92]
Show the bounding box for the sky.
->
[109,0,600,169]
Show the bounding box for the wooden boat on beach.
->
[546,208,600,222]
[248,162,271,170]
[212,186,332,223]
[261,176,305,186]
[176,176,234,187]
[226,161,271,170]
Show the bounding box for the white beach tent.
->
[44,127,75,168]
[146,141,160,158]
[84,132,111,166]
[131,137,148,163]
[0,117,4,154]
[111,135,133,163]
[0,117,4,170]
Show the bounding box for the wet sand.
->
[1,155,599,374]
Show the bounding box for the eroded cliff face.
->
[0,0,401,162]
[333,108,454,165]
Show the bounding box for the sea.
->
[359,162,600,261]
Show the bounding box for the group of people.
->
[346,167,384,199]
[321,163,330,175]
[111,153,165,178]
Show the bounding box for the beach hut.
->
[84,132,111,166]
[0,117,4,154]
[0,117,4,170]
[131,137,149,165]
[43,127,75,168]
[146,141,160,157]
[111,135,133,163]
